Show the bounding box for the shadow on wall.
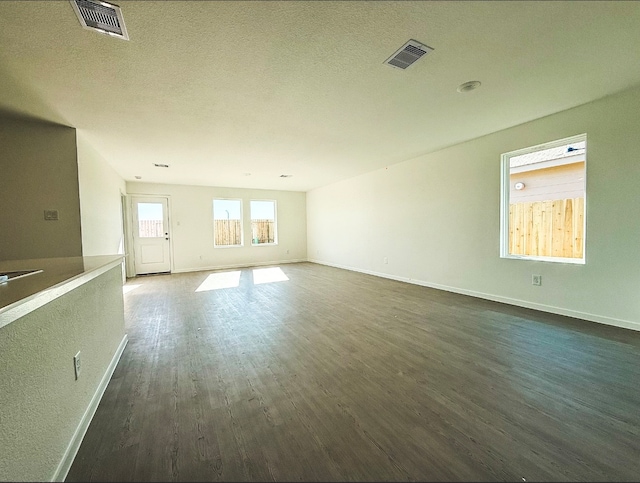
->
[0,61,70,126]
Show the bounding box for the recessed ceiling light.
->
[153,163,169,168]
[457,80,481,93]
[280,174,293,178]
[134,175,142,179]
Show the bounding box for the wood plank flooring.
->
[66,262,640,482]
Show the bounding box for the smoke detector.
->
[70,0,129,40]
[384,39,433,70]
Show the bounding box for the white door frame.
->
[129,195,173,275]
[122,195,136,279]
[119,191,129,282]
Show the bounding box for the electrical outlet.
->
[532,275,542,286]
[74,351,81,380]
[383,257,388,264]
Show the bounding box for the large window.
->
[250,200,277,245]
[213,199,243,247]
[500,134,586,263]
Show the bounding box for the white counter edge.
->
[0,256,123,330]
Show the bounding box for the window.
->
[213,199,243,247]
[250,200,277,245]
[500,134,586,263]
[137,202,164,238]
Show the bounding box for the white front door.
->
[132,196,171,275]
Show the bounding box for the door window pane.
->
[138,202,164,238]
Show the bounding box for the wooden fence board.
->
[531,202,542,256]
[574,197,584,258]
[563,199,573,256]
[552,201,563,257]
[524,202,533,255]
[539,200,553,256]
[516,203,524,255]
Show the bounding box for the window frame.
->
[213,198,244,248]
[499,133,587,265]
[249,199,278,246]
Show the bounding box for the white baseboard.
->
[309,259,640,332]
[171,258,308,274]
[52,334,129,482]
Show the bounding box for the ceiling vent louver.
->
[70,0,129,40]
[384,39,433,70]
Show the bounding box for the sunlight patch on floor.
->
[252,267,289,285]
[196,271,241,292]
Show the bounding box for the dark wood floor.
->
[66,262,640,482]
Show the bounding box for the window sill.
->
[501,254,585,265]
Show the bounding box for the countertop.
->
[0,255,124,329]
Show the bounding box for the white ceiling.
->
[2,1,640,192]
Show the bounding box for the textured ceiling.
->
[1,1,640,191]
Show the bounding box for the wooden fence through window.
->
[214,219,275,246]
[509,197,584,258]
[251,219,275,244]
[138,220,163,238]
[215,219,242,246]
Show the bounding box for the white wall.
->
[77,132,127,256]
[0,115,82,260]
[307,85,640,331]
[126,182,307,273]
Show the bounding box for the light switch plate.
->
[44,210,59,221]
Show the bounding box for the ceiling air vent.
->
[384,39,433,70]
[70,0,129,40]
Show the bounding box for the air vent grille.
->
[385,39,433,70]
[70,0,129,40]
